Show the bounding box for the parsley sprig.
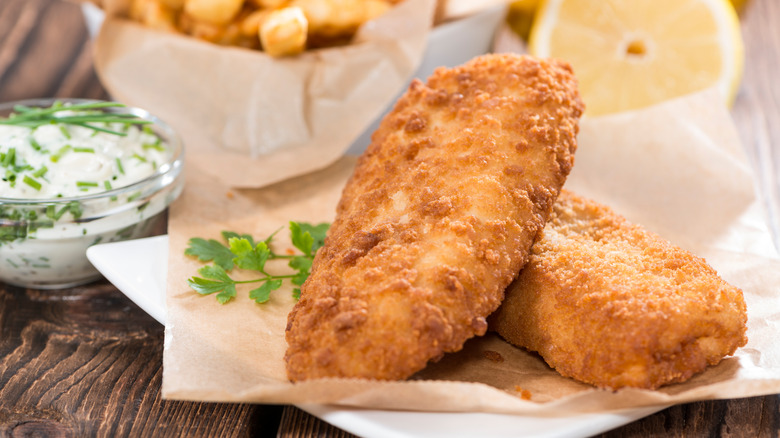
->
[0,101,152,136]
[185,221,329,304]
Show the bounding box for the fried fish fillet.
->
[284,54,584,381]
[490,190,748,390]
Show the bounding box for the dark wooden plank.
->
[0,0,107,101]
[278,406,356,438]
[0,281,283,437]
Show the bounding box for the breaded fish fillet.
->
[284,54,584,381]
[490,190,748,390]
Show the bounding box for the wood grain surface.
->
[0,0,778,437]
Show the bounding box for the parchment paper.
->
[91,0,436,188]
[162,86,780,415]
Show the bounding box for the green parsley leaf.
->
[290,221,314,256]
[222,230,256,247]
[291,270,309,286]
[229,238,270,272]
[288,255,312,273]
[188,265,238,303]
[249,279,283,304]
[184,221,330,305]
[297,222,330,253]
[185,237,236,270]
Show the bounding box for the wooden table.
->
[1,0,778,436]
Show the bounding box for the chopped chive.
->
[33,166,48,178]
[116,158,125,175]
[5,169,16,187]
[29,137,43,151]
[132,153,147,163]
[104,180,117,200]
[73,147,95,153]
[59,125,71,139]
[45,204,70,221]
[127,192,142,202]
[50,145,72,162]
[76,181,99,188]
[2,148,15,167]
[22,175,41,191]
[142,142,164,152]
[0,102,150,136]
[67,201,83,219]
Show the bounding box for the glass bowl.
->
[0,98,184,289]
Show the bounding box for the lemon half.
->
[528,0,744,116]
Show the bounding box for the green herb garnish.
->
[0,101,152,136]
[29,137,43,151]
[50,145,72,163]
[2,148,15,167]
[185,222,329,304]
[59,125,72,140]
[33,166,48,178]
[22,175,41,191]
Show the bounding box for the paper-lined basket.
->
[80,0,506,188]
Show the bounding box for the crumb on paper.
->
[225,191,235,199]
[483,350,504,363]
[513,386,532,400]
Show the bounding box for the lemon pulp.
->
[528,0,744,116]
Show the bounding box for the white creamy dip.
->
[0,103,183,289]
[0,116,168,199]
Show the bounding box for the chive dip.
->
[0,100,183,289]
[0,109,168,199]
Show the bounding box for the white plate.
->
[87,236,663,438]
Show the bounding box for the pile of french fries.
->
[128,0,402,57]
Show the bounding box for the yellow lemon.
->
[528,0,744,116]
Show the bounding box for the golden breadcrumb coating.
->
[490,190,748,390]
[284,54,584,381]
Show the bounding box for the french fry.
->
[127,0,397,55]
[239,8,272,36]
[260,6,308,57]
[157,0,185,10]
[184,0,245,26]
[291,0,390,43]
[247,0,289,8]
[129,0,178,32]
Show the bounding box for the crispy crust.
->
[490,190,748,390]
[284,54,584,381]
